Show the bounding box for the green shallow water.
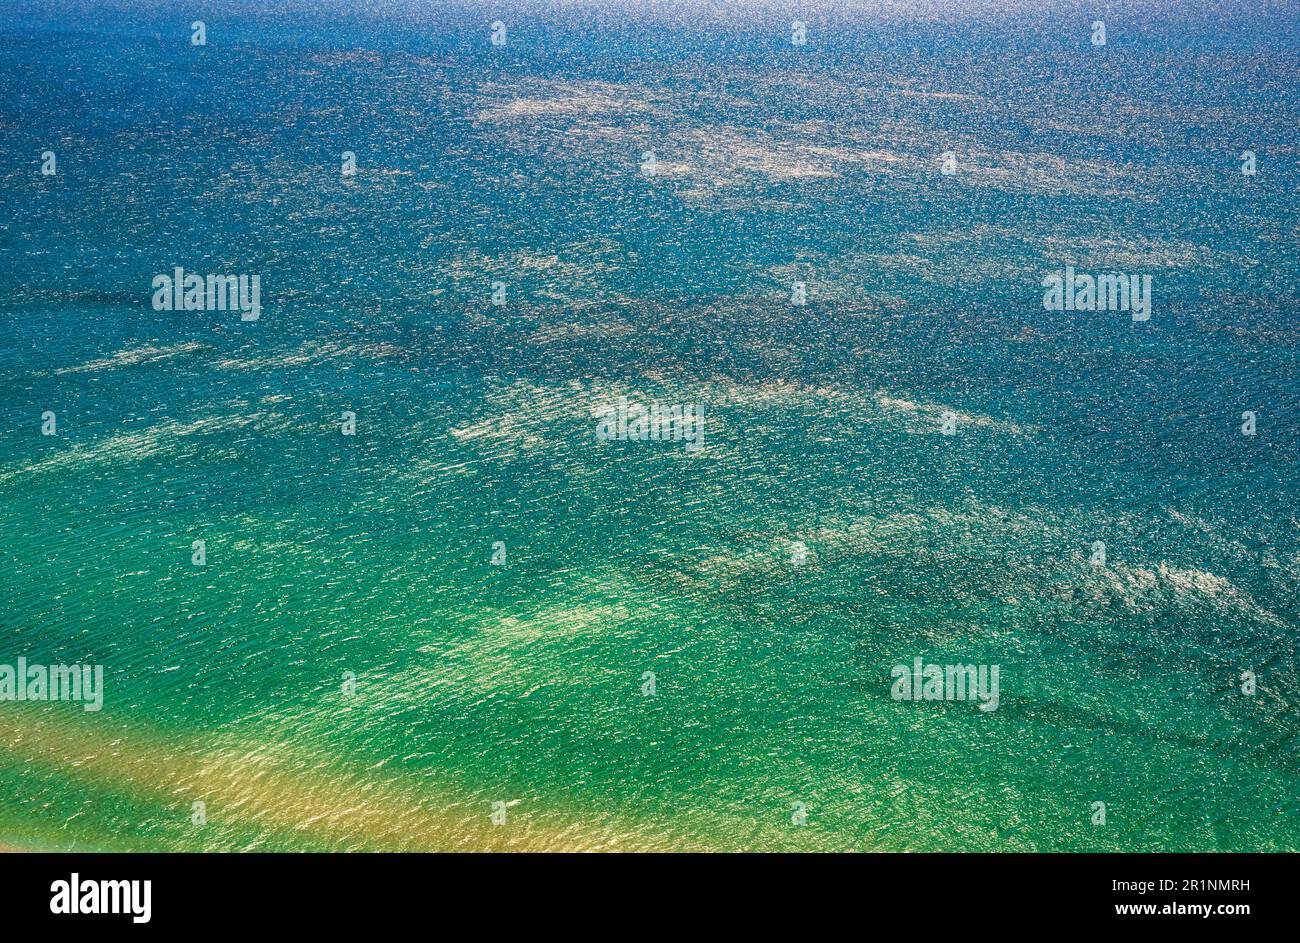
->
[0,1,1297,851]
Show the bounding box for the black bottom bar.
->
[0,852,1279,930]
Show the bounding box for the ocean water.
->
[0,0,1296,851]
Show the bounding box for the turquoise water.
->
[0,0,1297,851]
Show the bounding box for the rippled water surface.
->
[0,0,1297,850]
